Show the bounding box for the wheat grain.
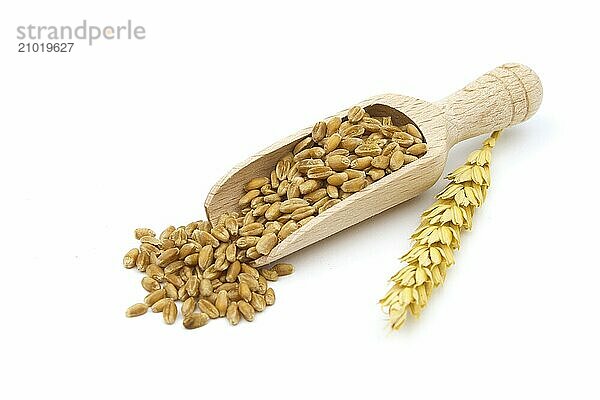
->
[126,303,148,317]
[183,313,209,329]
[123,105,421,329]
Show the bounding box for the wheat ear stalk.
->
[380,130,502,329]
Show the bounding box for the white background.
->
[1,1,598,399]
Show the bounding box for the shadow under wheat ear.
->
[380,130,502,330]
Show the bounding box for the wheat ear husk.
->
[380,130,502,330]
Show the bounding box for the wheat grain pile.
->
[122,106,427,328]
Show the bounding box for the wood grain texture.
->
[437,63,543,146]
[205,63,543,266]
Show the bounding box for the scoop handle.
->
[435,63,543,146]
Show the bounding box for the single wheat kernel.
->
[252,203,270,217]
[180,266,192,282]
[265,288,276,306]
[250,293,267,312]
[287,162,300,180]
[319,199,341,214]
[225,261,241,283]
[225,243,236,262]
[270,170,280,189]
[240,263,260,280]
[160,238,176,250]
[389,150,405,171]
[165,273,184,288]
[215,282,237,293]
[239,222,264,236]
[239,190,261,206]
[324,133,342,153]
[407,143,427,156]
[354,143,382,157]
[146,264,164,281]
[273,263,294,276]
[280,198,309,213]
[347,106,365,123]
[327,172,348,186]
[238,272,260,291]
[164,282,178,299]
[327,148,350,157]
[198,299,219,319]
[211,225,230,243]
[239,281,252,302]
[326,116,342,135]
[182,297,196,317]
[226,302,241,325]
[371,155,390,169]
[135,250,150,271]
[162,300,177,325]
[304,188,327,205]
[228,289,242,302]
[216,290,228,317]
[276,160,290,181]
[278,221,299,240]
[135,228,155,240]
[184,253,198,266]
[144,289,166,306]
[198,245,214,269]
[340,137,362,152]
[260,268,279,282]
[238,300,255,322]
[246,246,261,260]
[382,142,400,156]
[291,205,316,221]
[307,166,334,180]
[327,154,351,172]
[183,312,209,329]
[170,228,187,247]
[236,236,260,249]
[245,177,270,191]
[341,177,367,193]
[341,124,366,138]
[350,156,373,170]
[404,154,418,163]
[197,231,219,248]
[286,177,303,199]
[186,276,200,296]
[312,121,327,142]
[299,179,320,195]
[157,248,179,267]
[257,275,268,295]
[141,276,160,292]
[126,303,148,317]
[368,168,386,181]
[199,278,213,297]
[326,185,339,199]
[263,193,281,203]
[178,286,189,301]
[264,203,282,222]
[139,236,161,248]
[293,137,313,155]
[405,123,422,139]
[139,242,159,255]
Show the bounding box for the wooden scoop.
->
[205,63,543,267]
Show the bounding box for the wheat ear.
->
[380,130,502,330]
